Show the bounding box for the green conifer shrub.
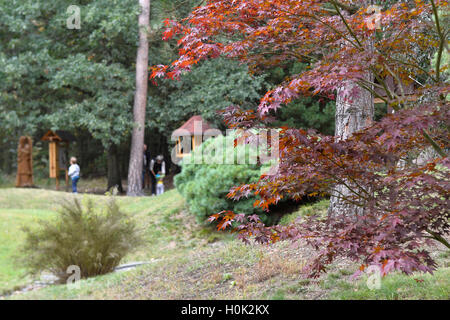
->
[175,133,276,225]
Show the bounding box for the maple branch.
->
[361,64,445,159]
[321,7,339,15]
[390,58,435,82]
[326,163,373,200]
[331,1,360,15]
[426,229,450,249]
[314,161,372,202]
[328,187,366,208]
[295,146,372,204]
[330,0,363,48]
[377,38,434,81]
[381,25,409,56]
[431,0,445,82]
[258,49,318,63]
[380,59,446,157]
[357,80,389,105]
[374,26,435,84]
[289,51,319,63]
[305,13,362,50]
[383,63,408,105]
[370,67,396,102]
[421,129,447,157]
[274,6,361,50]
[357,75,387,92]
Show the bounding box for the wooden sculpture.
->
[16,136,34,187]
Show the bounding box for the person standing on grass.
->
[143,144,151,189]
[68,157,80,194]
[155,171,165,195]
[150,155,165,196]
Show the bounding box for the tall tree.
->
[328,76,374,216]
[329,24,375,216]
[0,0,140,189]
[127,0,151,196]
[0,0,223,184]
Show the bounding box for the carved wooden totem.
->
[16,136,34,187]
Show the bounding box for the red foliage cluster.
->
[152,0,449,112]
[214,103,449,277]
[152,0,449,277]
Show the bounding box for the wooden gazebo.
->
[41,130,76,190]
[172,115,217,158]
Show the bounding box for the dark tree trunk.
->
[127,0,150,196]
[107,144,123,193]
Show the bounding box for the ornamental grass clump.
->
[21,198,142,282]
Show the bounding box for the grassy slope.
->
[0,188,63,293]
[0,208,54,292]
[1,188,449,300]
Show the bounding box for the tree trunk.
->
[107,144,123,193]
[127,0,150,196]
[328,73,374,216]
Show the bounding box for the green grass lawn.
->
[0,187,226,296]
[1,187,448,300]
[0,208,55,293]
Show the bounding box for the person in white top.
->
[150,155,165,196]
[68,157,80,194]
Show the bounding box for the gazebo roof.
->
[41,130,76,142]
[172,115,214,137]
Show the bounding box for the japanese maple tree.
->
[152,0,449,277]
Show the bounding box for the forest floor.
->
[0,187,449,300]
